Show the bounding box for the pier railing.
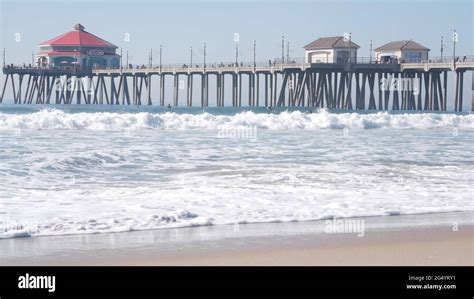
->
[4,55,473,75]
[117,57,310,71]
[420,55,474,63]
[2,65,94,76]
[95,55,474,72]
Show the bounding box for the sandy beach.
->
[155,228,473,266]
[1,211,472,266]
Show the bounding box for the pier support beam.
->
[201,74,208,107]
[147,74,152,106]
[187,74,193,107]
[443,71,447,111]
[423,72,430,110]
[173,74,179,106]
[2,63,471,112]
[264,74,268,107]
[472,71,474,112]
[238,73,242,107]
[122,76,131,105]
[345,73,353,110]
[277,71,289,107]
[216,74,222,107]
[269,73,274,107]
[416,73,422,110]
[454,71,465,112]
[220,73,225,107]
[232,73,237,107]
[368,73,376,110]
[75,76,82,105]
[0,74,9,103]
[458,71,464,112]
[273,73,278,107]
[377,72,383,110]
[392,73,399,110]
[160,75,165,106]
[256,73,259,107]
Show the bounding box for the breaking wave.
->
[0,109,473,130]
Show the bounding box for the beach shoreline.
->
[135,226,473,266]
[0,211,473,266]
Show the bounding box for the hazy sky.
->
[1,0,472,65]
[0,0,472,108]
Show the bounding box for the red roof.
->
[39,24,117,48]
[304,36,360,50]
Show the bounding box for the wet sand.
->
[0,212,473,266]
[149,227,473,266]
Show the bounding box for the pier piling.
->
[1,60,473,111]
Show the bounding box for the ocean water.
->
[0,105,473,239]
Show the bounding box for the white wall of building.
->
[375,50,400,62]
[305,49,334,63]
[306,48,357,63]
[376,50,429,63]
[400,50,429,62]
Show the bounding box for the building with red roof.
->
[35,24,120,69]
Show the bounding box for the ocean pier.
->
[1,58,473,111]
[1,24,473,111]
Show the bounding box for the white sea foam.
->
[0,109,473,239]
[0,109,473,130]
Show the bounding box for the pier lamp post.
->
[287,41,290,63]
[369,40,373,63]
[253,40,256,69]
[452,29,458,66]
[126,50,129,69]
[159,45,162,72]
[233,33,239,67]
[440,36,444,62]
[281,36,285,64]
[149,48,153,68]
[235,41,239,67]
[203,43,207,71]
[190,46,193,68]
